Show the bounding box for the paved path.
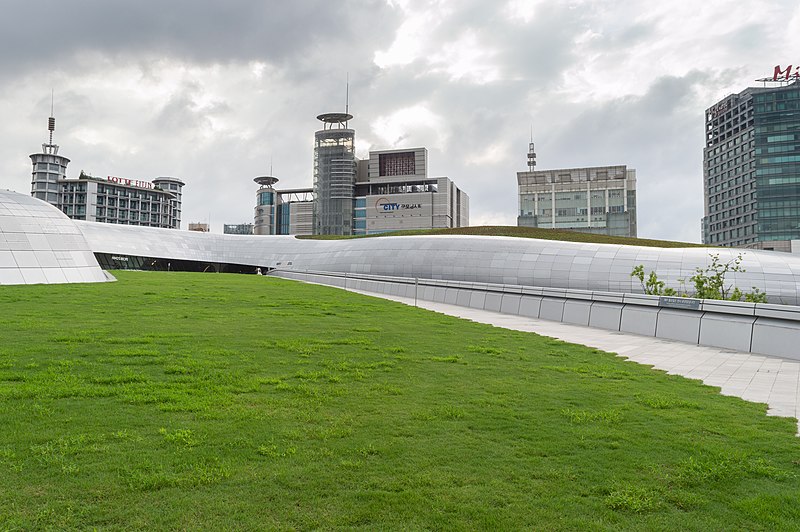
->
[349,288,800,433]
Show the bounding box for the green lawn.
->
[299,225,707,248]
[0,271,798,530]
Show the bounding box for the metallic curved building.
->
[0,190,108,284]
[4,190,800,307]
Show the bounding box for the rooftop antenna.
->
[48,89,56,146]
[270,156,273,176]
[345,72,350,127]
[527,125,536,172]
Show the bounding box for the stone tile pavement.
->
[349,288,800,434]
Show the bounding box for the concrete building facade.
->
[517,143,637,238]
[702,80,800,252]
[29,116,184,229]
[254,113,469,236]
[354,147,468,235]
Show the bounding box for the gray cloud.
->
[0,1,398,80]
[1,1,797,242]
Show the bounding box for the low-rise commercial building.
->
[354,147,468,235]
[517,142,637,237]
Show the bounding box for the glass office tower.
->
[702,81,800,251]
[313,112,356,235]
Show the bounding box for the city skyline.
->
[1,1,798,240]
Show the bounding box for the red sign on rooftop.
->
[755,65,800,83]
[773,65,800,81]
[107,175,153,189]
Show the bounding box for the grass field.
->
[299,225,707,248]
[1,271,798,530]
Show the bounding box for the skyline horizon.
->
[2,1,798,242]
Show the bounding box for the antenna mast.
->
[527,125,536,172]
[48,90,56,146]
[345,72,350,127]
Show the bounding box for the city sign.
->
[107,175,153,189]
[375,197,422,212]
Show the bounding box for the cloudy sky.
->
[1,1,797,241]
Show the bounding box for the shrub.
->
[631,253,767,302]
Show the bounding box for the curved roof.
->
[76,220,800,305]
[0,190,109,285]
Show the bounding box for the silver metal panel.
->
[518,296,542,318]
[589,302,623,330]
[0,190,108,286]
[562,300,592,326]
[655,309,702,344]
[500,294,522,314]
[751,318,800,360]
[539,298,566,321]
[699,314,756,352]
[620,306,659,336]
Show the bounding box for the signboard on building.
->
[658,296,701,311]
[107,175,153,189]
[375,197,423,213]
[755,65,800,83]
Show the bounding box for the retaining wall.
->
[270,269,800,361]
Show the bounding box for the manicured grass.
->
[0,271,798,529]
[299,225,707,248]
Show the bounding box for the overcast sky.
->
[1,0,798,241]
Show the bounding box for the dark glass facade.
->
[313,128,356,235]
[703,81,800,249]
[753,87,800,242]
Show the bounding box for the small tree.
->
[690,253,742,300]
[631,253,768,303]
[631,265,676,296]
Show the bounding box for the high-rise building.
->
[313,112,356,235]
[255,111,469,236]
[702,79,800,252]
[517,142,637,237]
[254,146,469,236]
[29,114,185,229]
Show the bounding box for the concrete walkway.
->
[349,288,800,433]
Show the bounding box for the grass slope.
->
[0,271,797,530]
[299,225,707,248]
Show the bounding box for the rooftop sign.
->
[755,65,800,83]
[107,175,153,189]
